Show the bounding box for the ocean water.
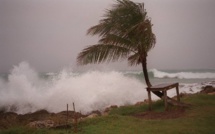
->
[0,62,214,114]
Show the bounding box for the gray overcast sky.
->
[0,0,215,73]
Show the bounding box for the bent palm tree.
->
[77,0,163,98]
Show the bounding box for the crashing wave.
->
[0,62,147,114]
[151,69,215,79]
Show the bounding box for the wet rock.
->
[0,112,18,119]
[90,110,101,116]
[27,120,55,128]
[0,112,18,129]
[86,113,99,119]
[51,124,71,129]
[179,93,192,98]
[200,85,215,94]
[18,110,51,125]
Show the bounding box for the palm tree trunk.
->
[141,58,163,98]
[141,58,151,87]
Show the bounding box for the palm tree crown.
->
[77,0,156,89]
[77,0,156,66]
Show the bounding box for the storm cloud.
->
[0,0,215,72]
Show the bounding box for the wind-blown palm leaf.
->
[99,34,138,53]
[87,19,113,37]
[88,0,144,37]
[128,52,141,66]
[126,19,156,52]
[77,44,130,65]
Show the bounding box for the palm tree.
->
[77,0,163,98]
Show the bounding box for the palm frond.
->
[126,19,156,52]
[99,34,138,52]
[78,0,156,67]
[128,53,141,66]
[87,0,142,38]
[77,44,130,65]
[87,20,112,37]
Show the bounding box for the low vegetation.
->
[1,93,215,134]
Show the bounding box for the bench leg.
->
[176,85,180,102]
[164,90,168,111]
[147,90,152,111]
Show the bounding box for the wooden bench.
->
[146,83,180,111]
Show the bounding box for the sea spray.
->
[0,62,50,113]
[1,62,214,114]
[0,62,147,114]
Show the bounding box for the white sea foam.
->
[0,62,147,114]
[151,69,215,79]
[0,62,212,114]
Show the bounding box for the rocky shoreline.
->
[0,104,119,129]
[0,84,214,129]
